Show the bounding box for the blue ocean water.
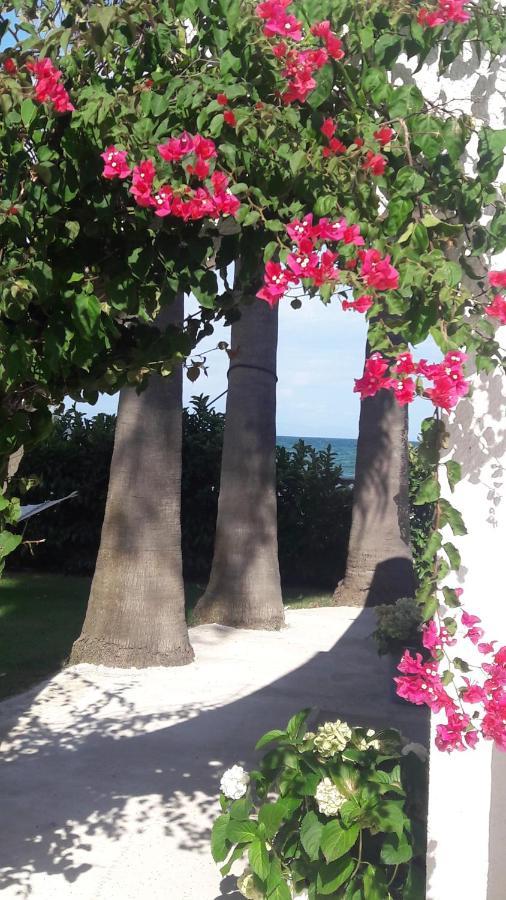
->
[277,435,357,479]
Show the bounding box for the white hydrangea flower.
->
[302,731,315,741]
[402,742,428,762]
[315,777,346,816]
[313,719,352,757]
[237,868,264,900]
[220,764,250,800]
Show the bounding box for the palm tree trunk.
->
[70,295,194,667]
[333,386,415,607]
[193,297,285,630]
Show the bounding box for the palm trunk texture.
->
[334,387,416,607]
[70,295,194,667]
[194,297,285,630]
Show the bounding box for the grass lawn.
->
[0,572,333,701]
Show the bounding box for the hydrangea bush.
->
[212,711,427,899]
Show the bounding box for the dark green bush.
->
[9,397,431,589]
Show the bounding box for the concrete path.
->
[0,607,427,899]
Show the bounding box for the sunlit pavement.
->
[0,607,427,899]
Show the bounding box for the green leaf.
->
[477,126,506,184]
[388,85,424,119]
[421,595,438,622]
[439,499,467,536]
[227,819,258,843]
[413,476,440,505]
[220,845,244,877]
[229,796,253,819]
[395,167,425,194]
[255,729,286,750]
[362,864,390,899]
[443,541,461,570]
[445,460,462,491]
[442,586,462,608]
[290,149,307,176]
[72,294,101,339]
[220,49,241,75]
[374,33,402,66]
[0,530,22,559]
[300,811,323,861]
[380,834,413,865]
[385,197,414,234]
[321,821,359,863]
[21,98,37,128]
[307,63,334,109]
[90,4,117,33]
[258,797,300,840]
[286,708,310,739]
[211,813,230,862]
[317,856,356,895]
[266,858,292,900]
[249,838,270,880]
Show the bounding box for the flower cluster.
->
[27,58,74,113]
[217,93,237,127]
[256,214,386,306]
[313,719,352,756]
[220,764,250,799]
[101,134,240,222]
[319,117,392,171]
[485,269,506,325]
[315,777,346,816]
[396,606,506,752]
[417,0,471,27]
[354,350,469,411]
[256,2,344,104]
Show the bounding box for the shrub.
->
[372,598,423,656]
[212,710,427,899]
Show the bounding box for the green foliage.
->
[408,442,436,585]
[9,401,353,585]
[373,597,423,656]
[212,710,427,899]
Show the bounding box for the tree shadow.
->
[0,609,428,897]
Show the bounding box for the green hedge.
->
[10,397,353,588]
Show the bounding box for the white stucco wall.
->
[400,36,506,900]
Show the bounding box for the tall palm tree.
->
[193,294,285,630]
[334,385,415,607]
[70,295,194,667]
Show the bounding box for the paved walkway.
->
[0,607,427,899]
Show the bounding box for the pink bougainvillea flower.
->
[354,352,392,399]
[362,150,387,176]
[325,33,345,60]
[418,0,471,27]
[360,249,399,291]
[157,131,195,161]
[333,219,364,246]
[101,146,131,180]
[212,189,241,218]
[256,0,304,41]
[310,20,331,37]
[217,93,229,105]
[312,249,340,287]
[3,58,17,74]
[321,118,336,139]
[223,109,237,126]
[211,171,230,194]
[394,352,416,375]
[286,213,316,244]
[323,137,347,156]
[489,270,506,288]
[186,157,210,179]
[193,135,218,160]
[257,260,296,306]
[27,57,74,112]
[153,186,174,217]
[478,642,496,655]
[391,378,416,405]
[130,160,156,207]
[485,295,506,325]
[374,126,395,145]
[286,251,320,278]
[462,611,481,626]
[342,294,373,313]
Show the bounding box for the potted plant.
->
[211,710,427,899]
[372,598,423,703]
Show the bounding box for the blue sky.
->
[77,294,433,440]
